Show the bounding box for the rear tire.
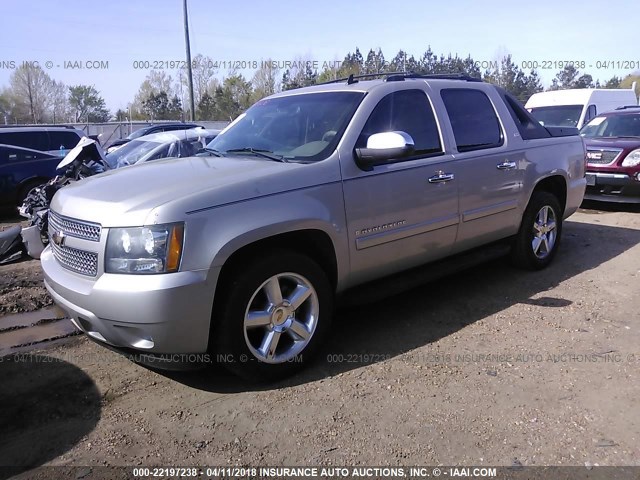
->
[213,250,333,382]
[511,191,563,270]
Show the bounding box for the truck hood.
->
[584,137,640,150]
[51,155,337,227]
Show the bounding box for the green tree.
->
[342,48,364,75]
[389,49,419,72]
[417,48,480,77]
[317,48,363,83]
[131,70,177,119]
[0,90,12,123]
[212,86,236,120]
[604,76,622,88]
[550,65,580,90]
[68,85,110,122]
[620,73,640,99]
[114,109,128,122]
[197,91,217,120]
[180,54,218,110]
[220,74,253,117]
[524,69,544,99]
[282,62,318,91]
[9,63,54,123]
[574,74,594,88]
[251,59,280,102]
[483,55,542,102]
[363,48,386,74]
[142,91,182,120]
[50,80,69,123]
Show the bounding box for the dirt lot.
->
[1,203,639,475]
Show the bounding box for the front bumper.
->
[584,171,640,203]
[41,246,218,354]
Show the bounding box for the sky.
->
[1,0,638,112]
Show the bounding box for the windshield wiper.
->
[226,148,288,163]
[202,147,224,157]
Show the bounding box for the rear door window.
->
[441,88,504,152]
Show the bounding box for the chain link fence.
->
[72,121,229,145]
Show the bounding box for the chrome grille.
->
[586,148,622,165]
[49,210,101,242]
[50,241,98,276]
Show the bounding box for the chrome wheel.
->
[531,205,557,259]
[243,272,319,364]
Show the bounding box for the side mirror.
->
[355,131,415,170]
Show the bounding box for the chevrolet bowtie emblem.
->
[52,230,66,247]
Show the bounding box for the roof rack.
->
[319,71,483,85]
[615,105,640,110]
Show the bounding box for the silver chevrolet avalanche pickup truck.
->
[42,73,586,380]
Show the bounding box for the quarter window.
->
[441,89,503,152]
[356,89,442,157]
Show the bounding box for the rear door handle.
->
[496,161,517,170]
[428,171,455,183]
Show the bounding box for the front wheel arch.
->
[210,248,333,381]
[17,177,48,205]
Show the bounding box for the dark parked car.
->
[0,126,86,157]
[0,144,61,208]
[106,123,203,153]
[580,106,640,203]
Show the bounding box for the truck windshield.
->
[528,105,583,127]
[581,114,640,138]
[206,91,365,162]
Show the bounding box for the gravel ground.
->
[0,214,52,315]
[0,204,639,475]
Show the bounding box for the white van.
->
[525,84,638,129]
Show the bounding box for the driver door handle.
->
[496,161,517,170]
[428,171,455,183]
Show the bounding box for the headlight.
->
[621,149,640,167]
[105,223,184,274]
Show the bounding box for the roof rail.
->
[615,105,640,110]
[318,71,483,85]
[0,124,77,129]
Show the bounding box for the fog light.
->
[635,172,640,182]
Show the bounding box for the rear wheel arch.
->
[529,174,567,214]
[511,190,563,270]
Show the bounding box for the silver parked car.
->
[41,73,586,381]
[105,128,220,168]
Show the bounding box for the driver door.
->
[341,89,460,285]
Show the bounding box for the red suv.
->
[580,106,640,203]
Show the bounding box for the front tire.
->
[17,180,43,207]
[213,250,333,381]
[511,191,563,270]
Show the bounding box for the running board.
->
[338,240,512,307]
